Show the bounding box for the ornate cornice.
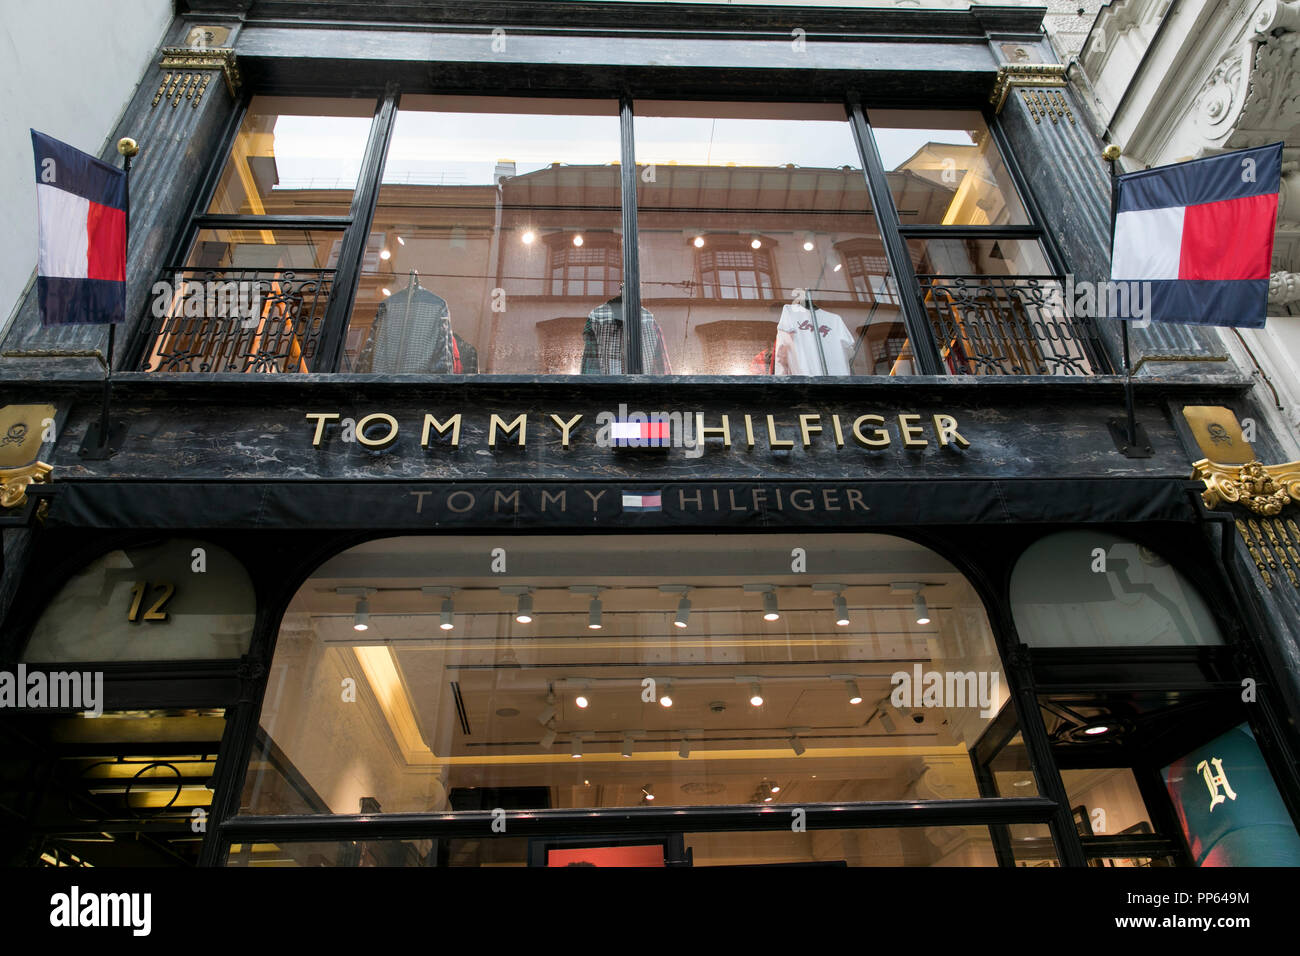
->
[990,64,1067,113]
[152,47,240,109]
[1194,458,1300,514]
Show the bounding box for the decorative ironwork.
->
[917,274,1107,376]
[137,268,333,373]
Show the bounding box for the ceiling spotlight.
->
[833,262,843,272]
[913,592,931,625]
[1083,724,1111,736]
[678,738,691,759]
[803,240,815,251]
[877,706,896,733]
[660,681,673,708]
[759,781,775,802]
[396,236,405,246]
[769,783,780,793]
[571,736,583,759]
[381,287,391,296]
[845,679,863,705]
[439,598,455,631]
[539,723,557,749]
[674,595,691,629]
[587,596,603,630]
[538,686,557,726]
[693,235,705,248]
[575,690,590,709]
[750,237,762,249]
[515,592,533,624]
[641,784,655,802]
[573,234,584,247]
[749,682,764,707]
[352,597,370,631]
[834,594,850,627]
[788,733,806,756]
[379,248,391,260]
[521,230,536,244]
[622,733,634,758]
[763,591,780,621]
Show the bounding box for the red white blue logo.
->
[611,419,671,448]
[621,491,662,512]
[31,130,127,326]
[1109,143,1281,329]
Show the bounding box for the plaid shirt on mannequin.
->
[580,300,672,374]
[355,283,455,374]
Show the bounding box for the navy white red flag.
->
[1109,142,1282,329]
[31,130,127,326]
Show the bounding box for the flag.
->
[1110,143,1282,329]
[611,419,671,448]
[621,491,662,512]
[31,130,127,326]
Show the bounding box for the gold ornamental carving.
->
[0,462,52,510]
[990,64,1068,113]
[1193,458,1300,515]
[152,47,240,109]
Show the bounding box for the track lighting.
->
[846,680,862,705]
[588,596,603,630]
[659,680,673,708]
[353,597,370,631]
[749,682,764,707]
[571,736,583,759]
[641,784,655,802]
[834,594,850,626]
[622,733,634,758]
[744,583,779,621]
[675,596,691,628]
[678,738,690,759]
[575,688,590,709]
[422,587,458,633]
[913,592,931,625]
[501,586,534,623]
[788,733,806,756]
[537,685,557,726]
[439,598,454,630]
[539,722,557,749]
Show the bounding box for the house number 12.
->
[127,582,175,622]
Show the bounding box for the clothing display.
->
[773,302,854,376]
[355,275,455,374]
[453,332,478,374]
[749,345,775,375]
[580,297,672,374]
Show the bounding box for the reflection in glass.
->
[227,826,1000,867]
[870,110,1029,226]
[1011,532,1225,647]
[242,533,1023,816]
[633,102,911,375]
[342,96,622,374]
[206,95,375,218]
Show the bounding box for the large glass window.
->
[632,102,910,376]
[241,533,1027,823]
[340,96,622,374]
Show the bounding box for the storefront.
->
[1,0,1299,869]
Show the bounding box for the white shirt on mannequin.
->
[774,303,854,376]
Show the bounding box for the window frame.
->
[141,91,1061,377]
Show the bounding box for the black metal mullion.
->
[192,215,354,231]
[620,94,643,375]
[318,89,399,372]
[846,96,943,376]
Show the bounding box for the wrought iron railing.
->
[917,274,1109,376]
[137,268,334,373]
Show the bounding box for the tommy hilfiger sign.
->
[304,408,971,454]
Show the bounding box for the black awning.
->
[45,478,1200,531]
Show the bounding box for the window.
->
[837,239,897,305]
[547,232,622,297]
[697,239,779,300]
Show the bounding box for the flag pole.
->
[82,137,136,460]
[1103,143,1150,458]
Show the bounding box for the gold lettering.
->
[766,414,794,448]
[421,413,462,447]
[933,414,970,448]
[852,414,890,448]
[305,412,340,447]
[898,413,927,448]
[831,414,845,448]
[799,414,822,448]
[550,413,583,449]
[743,414,757,449]
[489,413,527,446]
[695,413,731,447]
[355,413,399,448]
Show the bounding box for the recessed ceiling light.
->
[522,230,536,244]
[379,249,391,260]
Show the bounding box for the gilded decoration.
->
[989,64,1067,114]
[152,47,240,109]
[0,462,52,510]
[1194,459,1300,515]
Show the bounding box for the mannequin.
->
[773,290,854,376]
[355,270,456,374]
[580,287,672,374]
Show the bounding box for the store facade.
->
[2,0,1299,868]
